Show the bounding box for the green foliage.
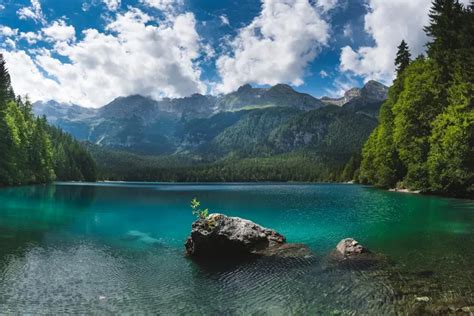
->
[360,1,473,197]
[190,198,209,219]
[0,54,97,186]
[427,79,474,196]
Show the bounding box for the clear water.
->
[0,183,472,314]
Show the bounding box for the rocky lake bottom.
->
[0,183,472,314]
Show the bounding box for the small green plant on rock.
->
[190,198,218,229]
[191,198,209,220]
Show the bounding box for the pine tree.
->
[0,53,12,107]
[424,0,465,82]
[395,40,411,75]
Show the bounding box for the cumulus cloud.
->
[0,26,19,37]
[1,50,63,101]
[319,70,328,78]
[103,0,121,11]
[317,0,339,12]
[17,0,46,24]
[339,0,471,83]
[215,0,330,93]
[140,0,183,12]
[4,7,206,107]
[42,20,76,43]
[20,31,43,45]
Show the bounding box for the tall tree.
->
[427,77,474,197]
[0,53,12,107]
[0,55,97,186]
[424,0,465,83]
[395,40,411,75]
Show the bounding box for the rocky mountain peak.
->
[321,80,388,107]
[361,80,389,101]
[237,84,253,93]
[268,83,294,93]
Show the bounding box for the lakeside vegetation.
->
[0,54,97,186]
[359,0,473,198]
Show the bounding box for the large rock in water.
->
[185,214,311,259]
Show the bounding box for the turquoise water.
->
[0,183,472,314]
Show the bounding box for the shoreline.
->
[388,188,421,194]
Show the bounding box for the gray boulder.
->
[185,213,311,259]
[336,238,368,258]
[329,238,380,267]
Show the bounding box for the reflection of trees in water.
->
[0,184,98,256]
[53,184,97,209]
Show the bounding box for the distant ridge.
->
[32,81,388,156]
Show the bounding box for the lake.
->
[0,182,472,314]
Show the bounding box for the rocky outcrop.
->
[185,213,312,259]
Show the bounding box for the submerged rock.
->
[185,213,312,259]
[335,238,368,258]
[329,238,380,267]
[415,296,431,303]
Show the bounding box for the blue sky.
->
[0,0,465,107]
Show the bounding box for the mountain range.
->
[33,80,388,181]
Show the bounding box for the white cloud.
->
[325,73,358,97]
[317,0,338,12]
[0,26,19,37]
[319,70,328,78]
[103,0,121,11]
[0,4,5,10]
[1,50,63,101]
[17,0,46,24]
[339,0,471,84]
[42,20,76,43]
[140,0,183,12]
[215,0,330,94]
[20,31,43,44]
[4,38,16,49]
[219,15,230,26]
[4,8,206,107]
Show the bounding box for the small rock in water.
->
[336,238,367,257]
[327,238,381,268]
[461,306,474,313]
[415,296,430,302]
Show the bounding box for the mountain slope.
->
[33,81,388,181]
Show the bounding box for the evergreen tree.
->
[395,40,411,75]
[0,54,12,106]
[424,0,465,82]
[0,56,97,186]
[360,0,473,196]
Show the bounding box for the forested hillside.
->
[359,0,473,198]
[86,103,378,182]
[0,54,97,186]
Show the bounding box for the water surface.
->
[0,183,472,314]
